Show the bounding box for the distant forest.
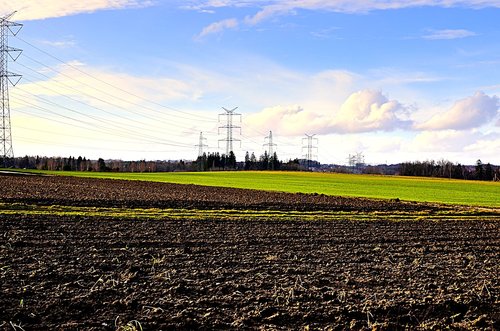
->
[6,154,499,181]
[8,152,306,173]
[399,159,498,181]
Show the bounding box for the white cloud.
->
[418,92,499,130]
[8,44,498,163]
[10,62,223,160]
[410,130,476,153]
[39,39,77,48]
[1,0,154,21]
[192,1,493,37]
[16,62,196,107]
[370,68,446,85]
[330,90,412,133]
[194,62,358,110]
[11,61,216,146]
[245,105,327,136]
[304,70,360,111]
[310,27,341,39]
[405,130,500,163]
[186,1,500,27]
[244,3,293,25]
[464,133,500,155]
[246,89,412,136]
[422,29,477,40]
[196,18,239,39]
[182,0,236,10]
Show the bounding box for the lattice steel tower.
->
[195,131,208,157]
[218,107,241,155]
[302,134,318,168]
[1,12,22,167]
[264,130,276,156]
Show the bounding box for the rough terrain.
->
[0,174,445,212]
[1,174,499,330]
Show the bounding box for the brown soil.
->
[1,174,499,330]
[0,174,447,212]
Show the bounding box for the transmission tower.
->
[302,134,318,169]
[347,152,365,171]
[347,154,356,168]
[1,12,22,167]
[263,130,277,156]
[218,107,241,155]
[195,131,208,157]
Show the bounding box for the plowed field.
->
[0,174,441,211]
[1,174,499,330]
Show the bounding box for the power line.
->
[243,125,299,149]
[13,86,194,147]
[15,54,217,129]
[14,68,205,137]
[14,35,217,122]
[15,136,187,153]
[8,38,232,158]
[10,32,299,161]
[8,30,323,162]
[13,96,192,148]
[14,124,161,145]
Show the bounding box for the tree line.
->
[8,155,499,181]
[399,159,499,181]
[194,152,237,171]
[10,152,307,173]
[194,151,304,171]
[11,155,189,172]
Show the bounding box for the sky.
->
[1,0,500,165]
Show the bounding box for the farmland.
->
[9,170,500,207]
[1,174,499,329]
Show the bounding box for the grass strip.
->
[1,203,498,222]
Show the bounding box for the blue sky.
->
[2,1,499,164]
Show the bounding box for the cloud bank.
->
[196,18,238,39]
[418,92,499,130]
[422,29,477,40]
[187,0,500,14]
[190,0,500,36]
[331,90,411,133]
[246,89,412,136]
[15,61,197,111]
[1,0,153,21]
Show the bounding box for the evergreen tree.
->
[77,156,83,171]
[484,163,494,181]
[228,151,237,169]
[97,158,107,172]
[250,153,257,170]
[244,151,250,170]
[475,159,484,180]
[272,152,280,170]
[259,151,269,170]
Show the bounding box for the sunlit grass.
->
[0,202,497,222]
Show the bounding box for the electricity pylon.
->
[348,152,365,169]
[195,131,208,157]
[218,107,241,155]
[1,12,22,167]
[263,130,276,156]
[302,134,318,169]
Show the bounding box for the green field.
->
[10,170,499,207]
